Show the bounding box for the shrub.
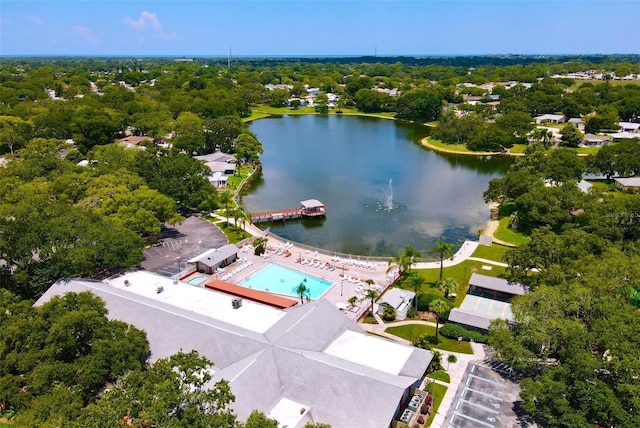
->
[382,305,396,321]
[416,291,454,312]
[417,415,425,424]
[439,323,488,343]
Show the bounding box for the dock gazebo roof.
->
[300,199,324,209]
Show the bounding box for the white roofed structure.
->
[36,271,433,427]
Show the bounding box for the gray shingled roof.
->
[36,278,432,428]
[469,273,529,296]
[188,244,238,268]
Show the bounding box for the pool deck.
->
[184,237,396,320]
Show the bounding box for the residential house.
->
[568,117,585,131]
[535,114,566,124]
[618,121,640,133]
[582,133,610,147]
[614,177,640,192]
[195,151,237,178]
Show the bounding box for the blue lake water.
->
[243,115,511,256]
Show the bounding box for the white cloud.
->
[123,11,162,30]
[73,25,100,46]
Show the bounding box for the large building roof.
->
[36,271,432,427]
[469,273,529,296]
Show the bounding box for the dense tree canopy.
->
[486,144,640,427]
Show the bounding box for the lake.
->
[242,114,512,256]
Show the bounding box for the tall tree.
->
[429,299,449,343]
[429,241,454,281]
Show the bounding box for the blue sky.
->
[1,1,638,56]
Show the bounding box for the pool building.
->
[37,270,434,427]
[448,273,529,332]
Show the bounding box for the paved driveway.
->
[141,216,228,276]
[444,363,536,428]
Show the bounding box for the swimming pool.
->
[187,276,206,286]
[239,263,333,300]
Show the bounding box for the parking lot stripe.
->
[452,411,495,428]
[459,399,499,414]
[469,373,502,386]
[463,386,503,401]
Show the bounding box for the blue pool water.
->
[188,276,206,286]
[239,263,333,299]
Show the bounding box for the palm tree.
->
[509,210,520,230]
[364,278,375,289]
[348,295,358,309]
[202,191,217,215]
[409,274,424,310]
[429,241,454,281]
[365,289,378,316]
[404,245,422,273]
[293,282,310,305]
[436,277,458,299]
[429,299,449,343]
[386,251,410,277]
[218,191,233,223]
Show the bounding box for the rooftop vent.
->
[156,286,164,294]
[124,280,130,286]
[232,297,242,309]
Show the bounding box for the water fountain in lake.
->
[383,179,393,211]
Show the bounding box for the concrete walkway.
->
[413,241,479,270]
[361,318,487,428]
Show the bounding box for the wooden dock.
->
[250,199,326,223]
[250,208,304,223]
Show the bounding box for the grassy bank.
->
[243,105,396,123]
[470,243,510,263]
[494,217,531,246]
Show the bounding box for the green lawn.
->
[226,164,257,190]
[494,217,531,246]
[214,221,251,244]
[425,382,448,427]
[385,324,474,354]
[402,261,507,307]
[507,144,528,154]
[427,370,450,383]
[421,137,490,155]
[471,244,510,263]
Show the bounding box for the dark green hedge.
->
[439,323,488,343]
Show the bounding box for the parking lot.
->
[141,216,228,276]
[445,363,534,428]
